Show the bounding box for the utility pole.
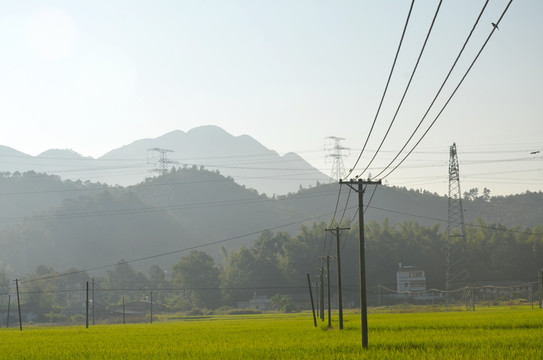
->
[325,226,350,330]
[341,178,381,348]
[540,268,543,309]
[92,278,95,326]
[16,279,22,331]
[319,256,333,328]
[306,274,317,327]
[86,281,89,329]
[6,294,10,328]
[122,296,126,324]
[313,272,319,318]
[320,267,325,321]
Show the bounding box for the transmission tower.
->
[147,148,177,176]
[324,136,350,181]
[445,143,471,307]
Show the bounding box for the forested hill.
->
[0,168,541,275]
[0,167,301,274]
[0,171,110,228]
[281,183,543,230]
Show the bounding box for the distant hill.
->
[0,125,330,195]
[101,125,330,195]
[0,171,109,229]
[0,167,301,274]
[0,168,541,275]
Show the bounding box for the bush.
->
[227,309,262,315]
[186,308,204,316]
[214,306,235,314]
[69,314,86,324]
[281,303,296,313]
[45,311,66,323]
[271,294,296,313]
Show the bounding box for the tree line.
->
[1,217,541,322]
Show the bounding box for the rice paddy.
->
[1,306,542,359]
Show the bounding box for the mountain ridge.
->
[0,125,330,195]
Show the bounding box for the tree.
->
[22,265,58,321]
[482,187,491,202]
[0,268,8,306]
[221,247,256,305]
[271,294,295,313]
[148,265,169,303]
[106,260,149,303]
[463,188,479,201]
[172,251,221,309]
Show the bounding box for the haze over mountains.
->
[0,125,330,196]
[1,125,542,277]
[1,166,542,275]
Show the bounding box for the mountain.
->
[100,125,330,195]
[0,126,330,195]
[0,145,32,158]
[37,149,90,159]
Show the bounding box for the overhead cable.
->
[379,0,514,181]
[343,0,416,180]
[357,0,443,179]
[372,0,490,180]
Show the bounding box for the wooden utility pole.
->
[15,279,22,331]
[92,278,95,326]
[326,256,331,328]
[314,274,319,319]
[86,281,89,329]
[150,292,153,324]
[341,178,381,348]
[325,226,350,330]
[320,256,333,328]
[6,294,10,328]
[123,296,126,324]
[306,274,317,327]
[320,267,325,321]
[540,269,543,309]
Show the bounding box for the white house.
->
[237,295,272,311]
[396,263,426,293]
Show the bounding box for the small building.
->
[397,263,426,293]
[237,295,272,311]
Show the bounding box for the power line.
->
[344,0,416,180]
[4,202,541,288]
[0,188,340,224]
[378,0,514,181]
[357,0,443,179]
[16,209,336,285]
[327,183,343,228]
[338,186,353,225]
[372,0,490,180]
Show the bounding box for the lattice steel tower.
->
[147,148,176,176]
[324,136,350,181]
[445,143,470,305]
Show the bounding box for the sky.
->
[0,0,541,196]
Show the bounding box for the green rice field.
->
[1,306,542,359]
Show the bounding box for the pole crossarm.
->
[340,178,382,192]
[325,227,351,234]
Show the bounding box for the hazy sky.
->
[0,0,541,196]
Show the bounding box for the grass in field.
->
[1,307,542,359]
